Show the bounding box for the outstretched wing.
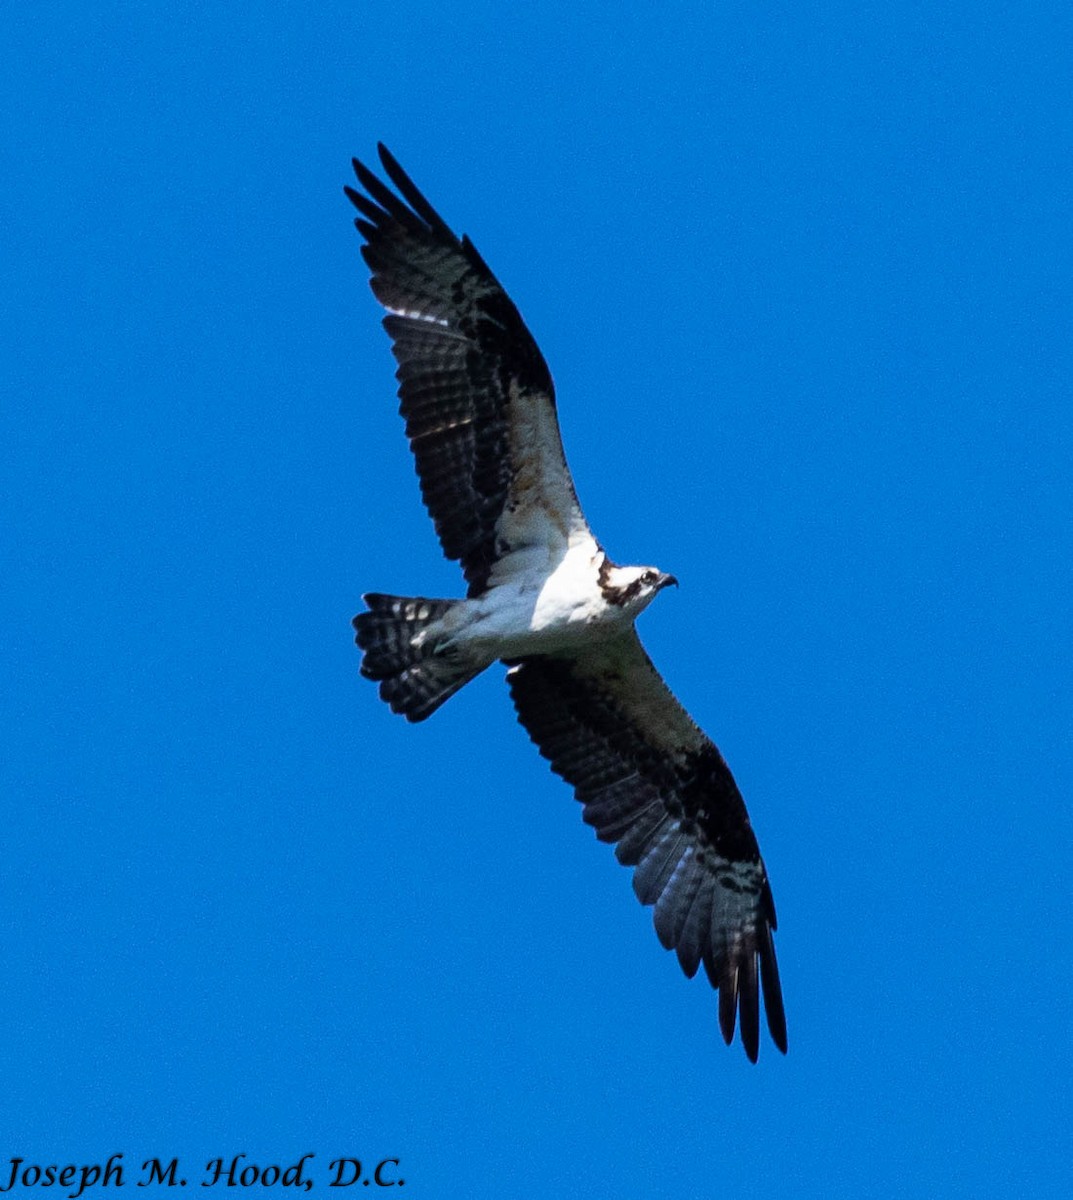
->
[347,145,591,596]
[507,631,786,1062]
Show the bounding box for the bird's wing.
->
[347,145,591,596]
[506,631,786,1061]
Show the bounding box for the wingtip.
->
[349,156,370,187]
[718,968,738,1047]
[759,924,788,1054]
[766,1011,789,1056]
[738,956,761,1062]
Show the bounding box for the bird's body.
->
[429,549,667,660]
[346,146,787,1061]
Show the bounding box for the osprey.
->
[346,146,787,1061]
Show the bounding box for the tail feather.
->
[353,593,482,722]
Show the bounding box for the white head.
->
[598,560,679,613]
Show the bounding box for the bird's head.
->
[599,562,679,613]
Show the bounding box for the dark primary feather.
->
[506,632,787,1061]
[346,144,563,596]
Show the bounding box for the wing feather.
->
[507,631,787,1061]
[677,878,715,980]
[633,824,690,906]
[653,848,704,951]
[348,145,590,594]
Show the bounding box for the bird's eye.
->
[642,570,656,584]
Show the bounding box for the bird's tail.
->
[353,593,485,722]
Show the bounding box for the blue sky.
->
[3,2,1071,1196]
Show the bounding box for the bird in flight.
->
[346,145,787,1061]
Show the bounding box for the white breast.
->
[452,536,624,661]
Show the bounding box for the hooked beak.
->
[658,572,679,590]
